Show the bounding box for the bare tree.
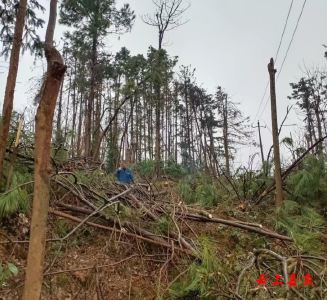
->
[23,0,66,298]
[142,0,190,49]
[141,0,190,178]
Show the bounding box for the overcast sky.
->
[0,0,326,169]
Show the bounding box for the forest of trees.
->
[0,0,327,299]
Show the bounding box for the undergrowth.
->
[276,200,325,254]
[169,237,229,299]
[0,171,33,219]
[132,159,187,179]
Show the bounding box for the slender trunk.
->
[5,120,22,191]
[70,57,77,157]
[23,0,66,298]
[258,121,265,167]
[154,45,161,177]
[268,58,283,207]
[56,78,64,144]
[85,32,97,157]
[223,96,230,177]
[92,82,102,161]
[192,101,207,170]
[76,92,83,156]
[0,0,27,185]
[174,95,178,163]
[306,105,314,153]
[64,75,71,141]
[184,82,191,165]
[315,103,323,155]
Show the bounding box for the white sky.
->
[0,0,326,170]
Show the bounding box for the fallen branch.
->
[175,212,292,242]
[126,189,195,252]
[50,209,194,256]
[56,202,170,246]
[45,254,139,276]
[236,249,311,300]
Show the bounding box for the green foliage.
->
[0,0,45,59]
[169,237,225,299]
[178,178,194,204]
[57,274,69,289]
[106,146,119,173]
[155,215,171,235]
[132,159,187,179]
[0,262,18,288]
[0,172,32,219]
[276,200,325,254]
[178,173,229,207]
[132,160,154,177]
[51,147,68,163]
[163,157,187,178]
[54,219,71,237]
[287,155,326,204]
[60,0,135,44]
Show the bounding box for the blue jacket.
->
[116,168,134,184]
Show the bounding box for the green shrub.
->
[0,263,18,288]
[169,237,226,299]
[276,200,325,254]
[287,155,326,204]
[0,172,33,219]
[132,160,154,177]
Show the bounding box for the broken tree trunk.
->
[268,58,283,207]
[5,120,22,191]
[23,0,67,299]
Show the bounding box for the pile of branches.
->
[46,171,293,259]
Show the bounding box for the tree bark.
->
[0,0,27,186]
[268,58,283,207]
[23,0,66,298]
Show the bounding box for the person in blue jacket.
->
[116,160,135,184]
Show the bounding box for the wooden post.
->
[5,120,22,191]
[268,58,283,206]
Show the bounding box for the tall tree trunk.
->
[70,57,77,157]
[268,58,283,207]
[184,82,192,165]
[223,95,230,177]
[56,78,64,144]
[76,93,83,156]
[0,0,27,185]
[154,56,161,177]
[64,75,71,140]
[85,32,97,157]
[23,0,66,298]
[92,82,102,161]
[314,103,323,155]
[306,104,314,153]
